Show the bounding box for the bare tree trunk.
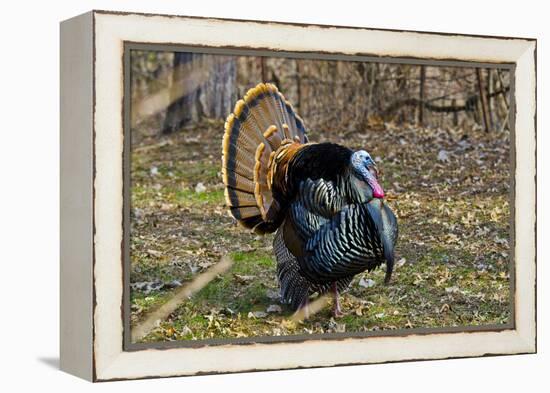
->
[295,60,302,111]
[367,64,375,115]
[418,65,426,126]
[487,69,495,130]
[476,68,491,132]
[452,99,459,126]
[496,69,510,132]
[162,53,236,134]
[260,57,268,82]
[496,69,509,109]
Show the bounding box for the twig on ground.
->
[131,255,234,342]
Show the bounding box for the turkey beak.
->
[368,162,378,177]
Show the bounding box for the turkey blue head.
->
[351,150,385,199]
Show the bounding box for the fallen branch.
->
[131,255,234,342]
[290,295,330,322]
[382,86,510,116]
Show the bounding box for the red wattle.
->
[373,186,385,199]
[370,180,385,199]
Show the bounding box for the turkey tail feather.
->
[222,83,307,233]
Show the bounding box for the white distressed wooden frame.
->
[60,10,536,382]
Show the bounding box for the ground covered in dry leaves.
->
[130,119,511,343]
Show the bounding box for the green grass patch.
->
[189,251,275,312]
[175,188,224,206]
[231,251,275,271]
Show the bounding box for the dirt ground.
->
[129,118,511,343]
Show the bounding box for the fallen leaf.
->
[396,258,407,268]
[280,319,297,330]
[358,277,376,288]
[130,280,164,294]
[248,311,268,318]
[180,326,193,336]
[195,182,206,193]
[164,280,182,289]
[437,150,450,162]
[266,304,282,313]
[146,249,162,257]
[328,318,346,332]
[165,327,176,336]
[266,289,280,301]
[234,274,255,284]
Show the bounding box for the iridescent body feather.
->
[222,83,398,313]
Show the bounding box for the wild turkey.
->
[222,83,398,317]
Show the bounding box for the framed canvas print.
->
[60,10,537,382]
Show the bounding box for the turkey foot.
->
[331,283,344,318]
